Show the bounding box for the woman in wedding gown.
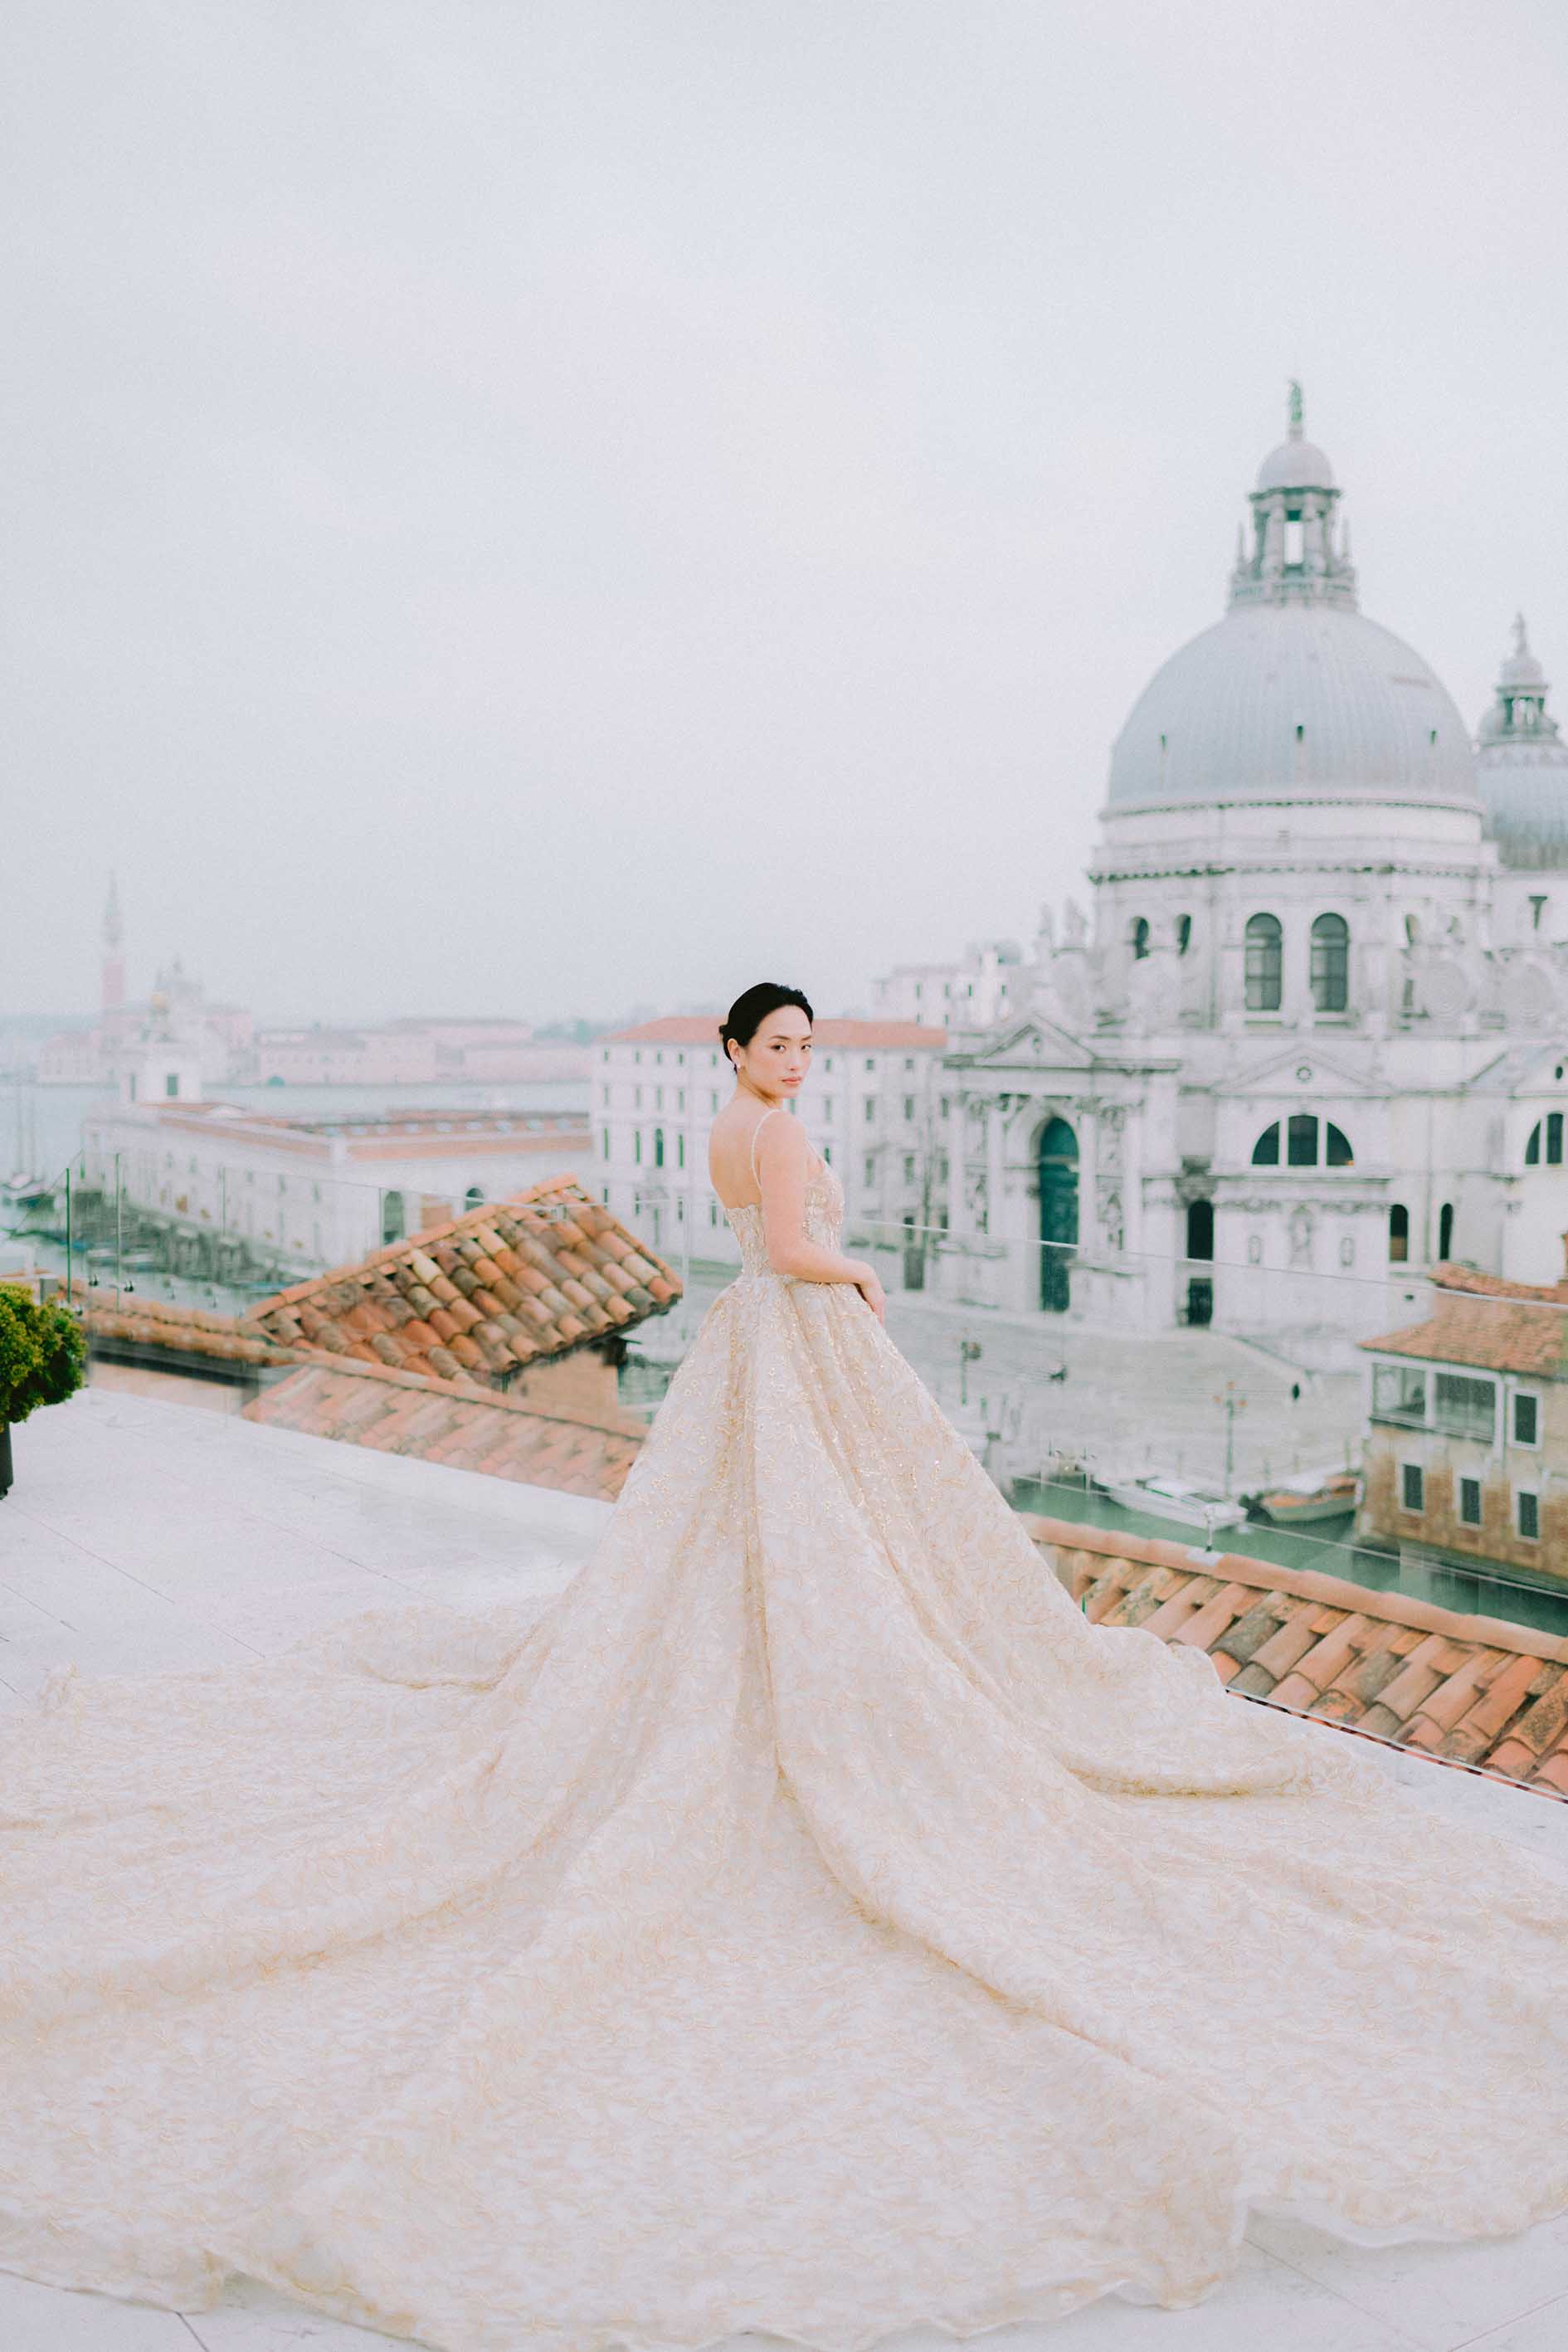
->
[5,978,1568,2352]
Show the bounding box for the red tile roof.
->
[246,1179,679,1387]
[1361,1268,1568,1378]
[52,1280,299,1369]
[606,1015,948,1050]
[1026,1515,1568,1798]
[242,1361,642,1502]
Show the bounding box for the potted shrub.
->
[0,1283,87,1499]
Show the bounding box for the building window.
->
[634,1085,642,1108]
[864,1156,875,1188]
[676,1133,685,1169]
[1244,912,1283,1011]
[677,1088,685,1111]
[653,1127,665,1167]
[1389,1203,1409,1262]
[710,1090,719,1113]
[709,1200,718,1226]
[903,1154,915,1183]
[1310,913,1350,1012]
[1400,1462,1424,1514]
[903,1096,915,1120]
[1287,1112,1317,1166]
[1373,1362,1427,1424]
[1131,917,1150,960]
[1434,1372,1496,1444]
[1527,1113,1566,1166]
[1176,913,1192,955]
[823,1143,832,1166]
[1513,1391,1541,1447]
[1251,1116,1354,1169]
[1518,1490,1541,1541]
[1457,1475,1483,1528]
[864,1099,876,1122]
[382,1191,405,1246]
[601,1127,610,1160]
[465,1185,485,1210]
[1438,1202,1454,1258]
[634,1132,642,1165]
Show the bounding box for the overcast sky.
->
[6,1,1568,1025]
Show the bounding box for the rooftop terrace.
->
[4,1388,1568,2352]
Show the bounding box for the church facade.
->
[935,393,1568,1354]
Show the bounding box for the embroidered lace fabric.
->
[5,1150,1568,2352]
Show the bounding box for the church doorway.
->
[1038,1117,1079,1312]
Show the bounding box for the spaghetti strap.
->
[749,1106,782,1185]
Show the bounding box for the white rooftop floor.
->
[3,1385,1568,2352]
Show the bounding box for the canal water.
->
[1010,1473,1568,1639]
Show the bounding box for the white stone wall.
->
[597,1032,948,1283]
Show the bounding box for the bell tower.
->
[100,871,126,1014]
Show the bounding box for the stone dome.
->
[1255,435,1336,493]
[1107,601,1478,811]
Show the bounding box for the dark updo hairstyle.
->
[718,982,814,1069]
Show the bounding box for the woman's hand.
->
[853,1264,887,1325]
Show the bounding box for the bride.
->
[5,978,1568,2352]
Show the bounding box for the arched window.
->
[1311,912,1350,1012]
[381,1190,405,1246]
[653,1127,665,1168]
[1250,1118,1354,1169]
[1389,1203,1410,1264]
[1531,1117,1566,1166]
[1438,1202,1454,1258]
[1130,917,1150,961]
[1244,913,1283,1011]
[464,1185,485,1211]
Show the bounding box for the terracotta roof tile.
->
[605,1015,948,1050]
[245,1178,679,1391]
[1024,1515,1568,1800]
[1361,1268,1568,1377]
[241,1359,643,1504]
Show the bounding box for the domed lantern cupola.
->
[1476,616,1568,869]
[1230,382,1358,612]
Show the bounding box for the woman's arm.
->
[756,1115,886,1321]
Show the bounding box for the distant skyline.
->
[6,2,1568,1023]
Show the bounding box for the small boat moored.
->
[1094,1471,1249,1535]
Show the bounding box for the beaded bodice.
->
[723,1152,845,1275]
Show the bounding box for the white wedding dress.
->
[5,1147,1568,2352]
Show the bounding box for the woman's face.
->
[730,1006,813,1099]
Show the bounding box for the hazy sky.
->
[7,1,1568,1025]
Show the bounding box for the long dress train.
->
[4,1152,1568,2352]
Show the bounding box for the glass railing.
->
[619,1210,1568,1643]
[9,1147,1568,1796]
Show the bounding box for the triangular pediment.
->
[949,1015,1097,1074]
[1211,1043,1385,1102]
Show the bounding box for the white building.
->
[872,941,1023,1029]
[937,390,1568,1353]
[597,1018,951,1282]
[80,1027,593,1276]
